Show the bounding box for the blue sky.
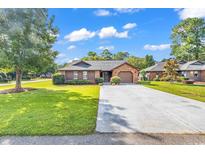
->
[48,8,205,64]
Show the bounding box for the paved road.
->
[1,133,205,145]
[96,85,205,133]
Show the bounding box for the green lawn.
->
[140,81,205,102]
[0,80,100,135]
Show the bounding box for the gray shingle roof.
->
[144,60,205,72]
[58,60,126,71]
[144,62,166,72]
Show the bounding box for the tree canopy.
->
[0,9,58,90]
[113,51,129,60]
[171,18,205,61]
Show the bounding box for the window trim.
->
[73,71,78,80]
[83,71,88,80]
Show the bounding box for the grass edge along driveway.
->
[139,81,205,102]
[0,80,100,136]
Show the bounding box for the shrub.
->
[52,73,65,85]
[176,76,187,82]
[160,76,172,81]
[110,76,121,85]
[140,70,148,81]
[98,83,103,86]
[65,79,91,85]
[153,76,160,81]
[95,77,104,84]
[184,77,189,80]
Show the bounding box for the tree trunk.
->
[15,68,22,91]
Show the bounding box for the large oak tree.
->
[0,9,58,91]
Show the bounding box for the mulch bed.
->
[0,88,37,94]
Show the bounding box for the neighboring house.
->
[144,60,205,81]
[58,60,139,83]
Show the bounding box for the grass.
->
[139,81,205,102]
[0,80,100,136]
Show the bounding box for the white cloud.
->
[123,23,137,30]
[64,28,96,42]
[115,31,128,38]
[57,53,67,58]
[67,45,76,50]
[56,53,79,64]
[114,8,143,14]
[177,8,205,20]
[94,9,112,16]
[94,9,143,17]
[68,58,79,63]
[144,44,170,51]
[98,45,115,51]
[98,26,128,39]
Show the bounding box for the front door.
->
[102,72,111,82]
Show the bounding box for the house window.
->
[83,71,88,80]
[74,71,78,79]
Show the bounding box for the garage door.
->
[118,71,133,83]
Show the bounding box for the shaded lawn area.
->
[139,81,205,102]
[0,80,100,135]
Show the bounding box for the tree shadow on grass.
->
[0,88,99,136]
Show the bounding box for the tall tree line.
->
[81,49,155,70]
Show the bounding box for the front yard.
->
[140,81,205,102]
[0,80,100,135]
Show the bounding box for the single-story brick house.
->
[58,60,139,83]
[144,60,205,81]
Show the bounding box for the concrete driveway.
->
[96,85,205,133]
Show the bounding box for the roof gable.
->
[111,62,139,70]
[73,61,91,67]
[190,61,204,65]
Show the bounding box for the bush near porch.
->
[111,76,121,85]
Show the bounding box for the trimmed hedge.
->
[95,77,104,84]
[65,79,91,85]
[110,76,121,85]
[52,73,65,85]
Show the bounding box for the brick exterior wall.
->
[61,70,96,83]
[65,71,73,80]
[94,71,100,78]
[200,70,205,82]
[112,63,139,83]
[87,71,95,83]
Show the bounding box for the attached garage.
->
[118,71,133,83]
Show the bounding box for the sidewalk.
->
[0,79,50,86]
[1,133,205,145]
